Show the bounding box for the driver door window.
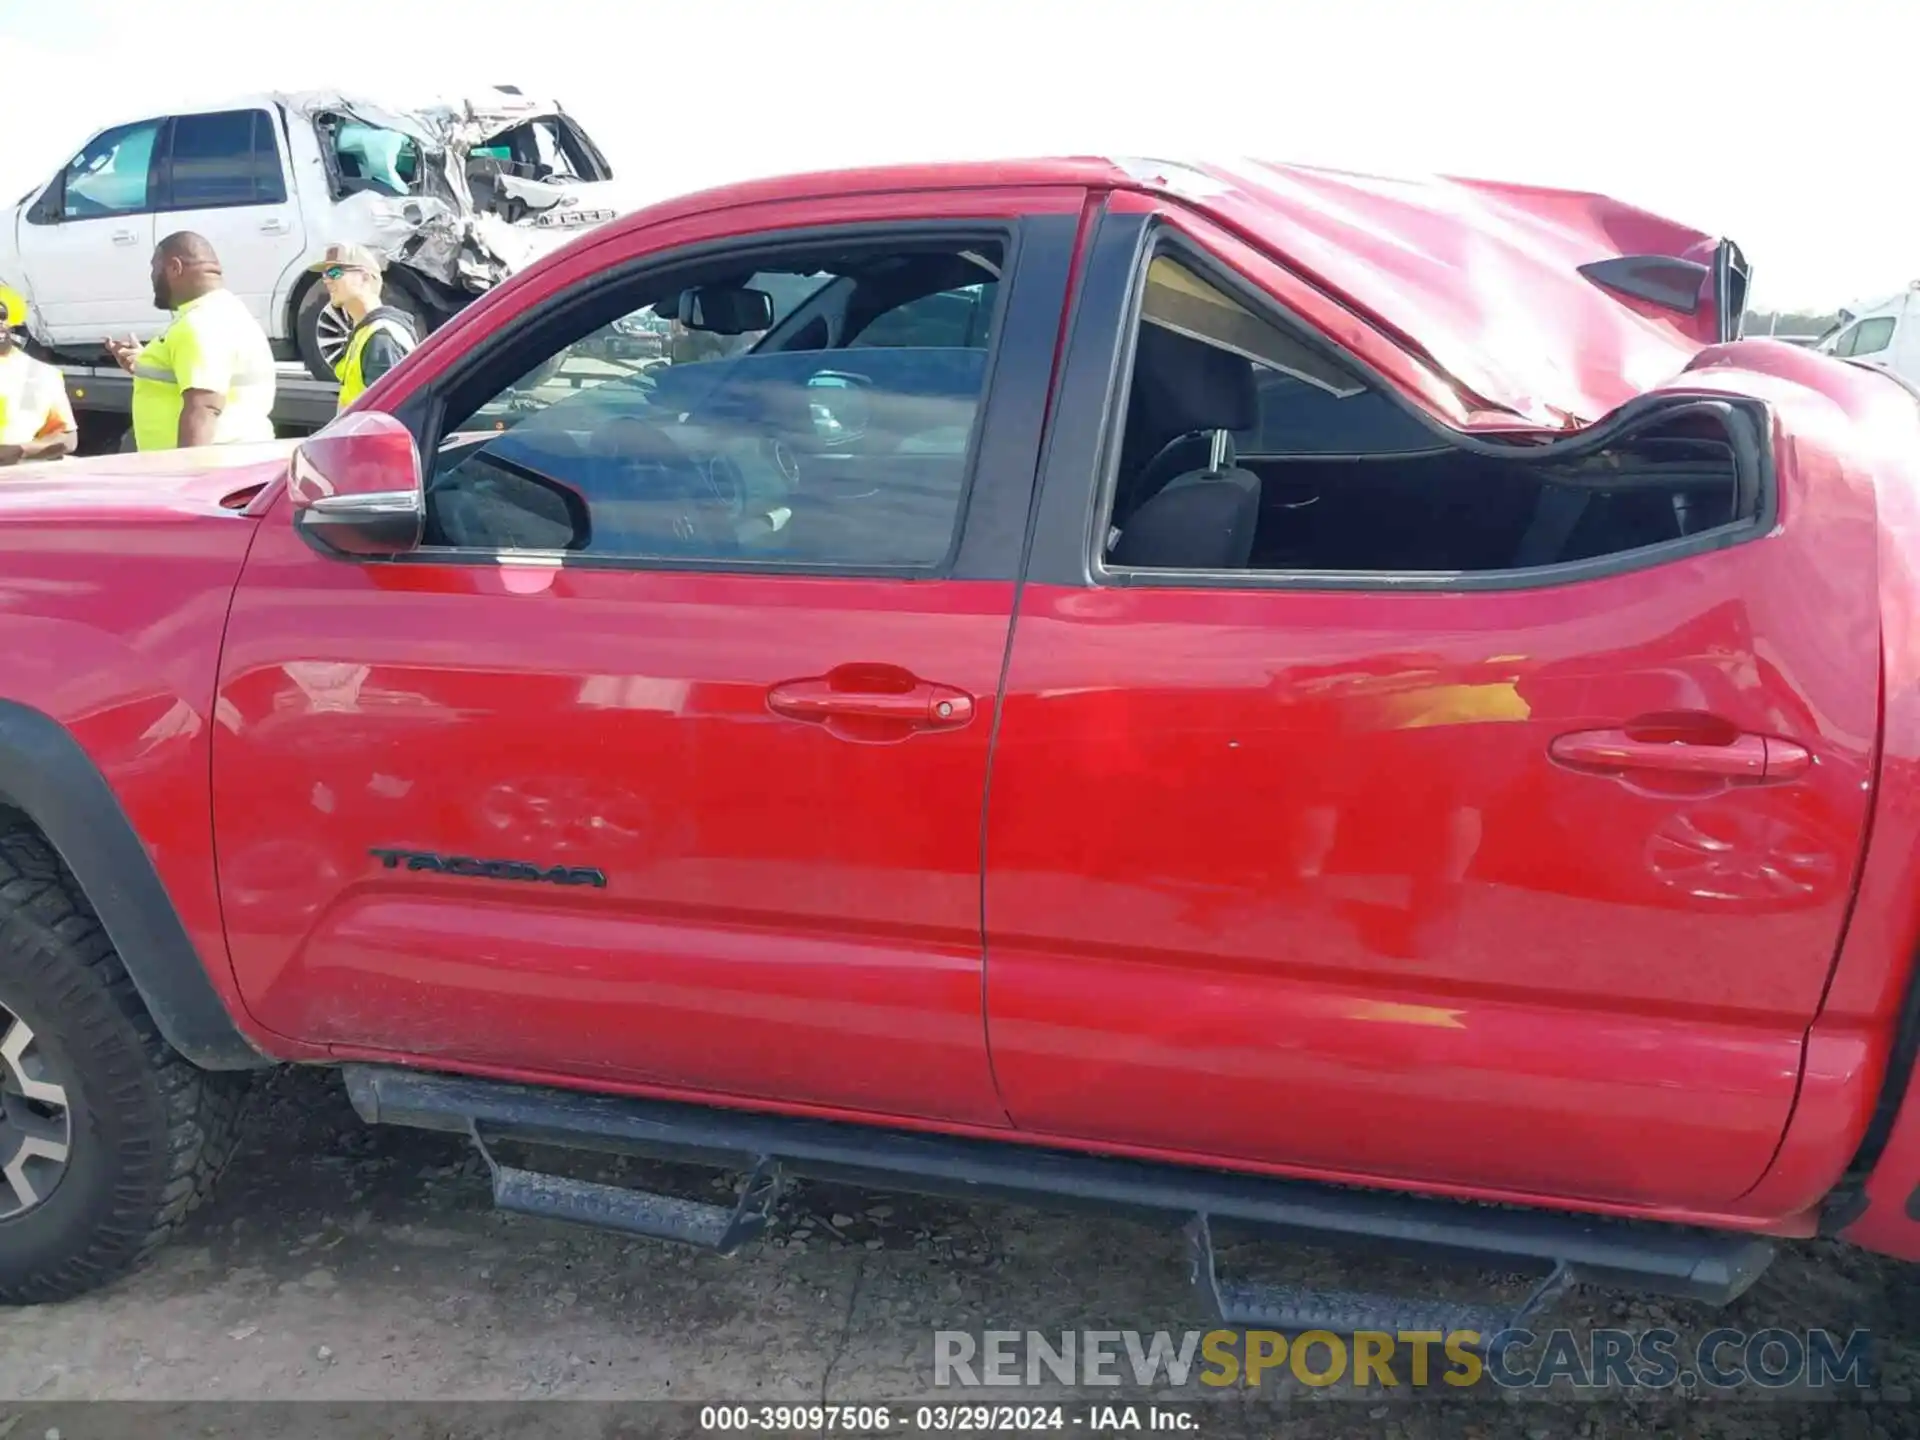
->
[424,243,1006,572]
[322,117,422,198]
[60,119,161,219]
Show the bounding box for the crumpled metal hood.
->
[1121,157,1744,431]
[290,89,623,296]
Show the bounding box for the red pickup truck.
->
[5,155,1920,1339]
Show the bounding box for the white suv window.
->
[1830,317,1897,358]
[166,110,288,209]
[61,119,161,220]
[1848,317,1897,357]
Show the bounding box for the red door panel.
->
[212,186,1086,1127]
[985,540,1877,1207]
[214,532,1014,1124]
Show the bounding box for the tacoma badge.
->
[368,847,607,888]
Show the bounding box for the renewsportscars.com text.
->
[933,1327,1874,1392]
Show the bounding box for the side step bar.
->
[1186,1213,1577,1340]
[345,1064,1774,1333]
[469,1122,783,1254]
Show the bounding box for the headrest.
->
[1132,322,1258,435]
[1109,471,1260,571]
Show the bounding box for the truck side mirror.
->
[288,411,424,557]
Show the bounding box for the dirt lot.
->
[3,1068,1919,1438]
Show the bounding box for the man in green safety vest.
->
[105,232,277,452]
[311,243,418,410]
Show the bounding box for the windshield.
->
[470,114,609,184]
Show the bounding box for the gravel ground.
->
[2,1068,1919,1438]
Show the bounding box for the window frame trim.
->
[1081,219,1778,596]
[378,217,1030,581]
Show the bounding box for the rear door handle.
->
[111,229,138,245]
[768,675,975,732]
[260,217,291,235]
[1549,728,1810,781]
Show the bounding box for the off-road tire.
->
[0,819,252,1304]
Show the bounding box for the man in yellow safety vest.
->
[105,232,277,452]
[0,285,78,467]
[311,243,418,410]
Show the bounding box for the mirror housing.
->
[671,285,773,335]
[288,411,424,557]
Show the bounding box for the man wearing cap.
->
[0,285,78,467]
[313,243,418,411]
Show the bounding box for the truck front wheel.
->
[0,822,251,1304]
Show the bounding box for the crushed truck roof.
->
[575,153,1743,431]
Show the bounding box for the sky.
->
[0,0,1910,313]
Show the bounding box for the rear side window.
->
[1134,256,1432,457]
[165,110,288,209]
[59,120,161,219]
[1099,248,1762,583]
[1235,367,1436,456]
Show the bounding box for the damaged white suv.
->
[0,86,628,380]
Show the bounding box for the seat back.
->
[1108,465,1261,570]
[1112,324,1259,526]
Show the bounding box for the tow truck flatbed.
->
[57,361,339,443]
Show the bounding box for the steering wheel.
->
[585,416,738,555]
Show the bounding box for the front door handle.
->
[260,217,291,235]
[1549,728,1810,781]
[768,671,975,734]
[111,229,138,245]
